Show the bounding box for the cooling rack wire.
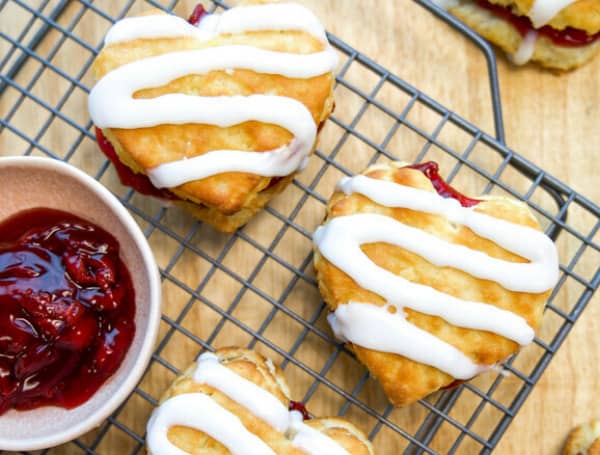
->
[1,0,599,453]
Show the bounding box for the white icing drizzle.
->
[328,303,488,379]
[89,4,338,189]
[288,411,351,455]
[316,213,535,345]
[147,352,351,455]
[315,174,558,378]
[334,175,559,293]
[529,0,578,28]
[192,353,290,432]
[105,14,207,45]
[510,30,538,65]
[148,138,306,188]
[105,3,328,46]
[146,393,276,455]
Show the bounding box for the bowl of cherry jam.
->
[0,156,161,451]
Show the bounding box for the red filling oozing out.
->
[288,400,311,420]
[0,208,136,415]
[187,4,208,26]
[405,162,480,208]
[478,0,600,47]
[95,128,176,200]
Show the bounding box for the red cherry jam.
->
[477,0,600,47]
[288,400,311,420]
[187,4,208,26]
[405,161,480,208]
[0,208,136,415]
[442,379,467,390]
[95,128,176,200]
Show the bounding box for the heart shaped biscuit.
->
[314,161,559,406]
[563,420,600,455]
[146,347,374,454]
[90,1,336,232]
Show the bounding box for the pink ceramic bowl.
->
[0,156,161,451]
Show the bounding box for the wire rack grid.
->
[1,0,599,454]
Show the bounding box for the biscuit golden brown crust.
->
[486,0,600,33]
[92,3,335,232]
[448,1,600,70]
[563,420,600,455]
[149,347,374,455]
[314,162,549,407]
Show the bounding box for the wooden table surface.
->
[1,1,599,454]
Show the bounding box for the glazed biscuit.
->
[146,347,374,454]
[448,1,600,70]
[434,0,600,69]
[313,161,558,406]
[563,420,600,455]
[90,1,336,232]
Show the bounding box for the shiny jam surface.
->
[406,161,481,208]
[442,379,467,390]
[0,208,136,415]
[95,128,176,200]
[288,400,311,420]
[477,0,600,46]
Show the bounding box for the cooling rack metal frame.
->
[1,0,599,454]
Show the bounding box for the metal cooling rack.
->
[1,0,599,453]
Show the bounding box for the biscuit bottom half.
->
[447,0,600,70]
[97,127,298,233]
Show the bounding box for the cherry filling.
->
[477,0,600,47]
[0,208,136,415]
[442,379,467,390]
[95,128,176,200]
[288,400,311,420]
[187,4,208,26]
[405,161,480,208]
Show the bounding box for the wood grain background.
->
[1,0,599,453]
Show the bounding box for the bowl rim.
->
[0,156,162,451]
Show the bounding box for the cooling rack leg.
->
[413,0,568,240]
[413,0,505,144]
